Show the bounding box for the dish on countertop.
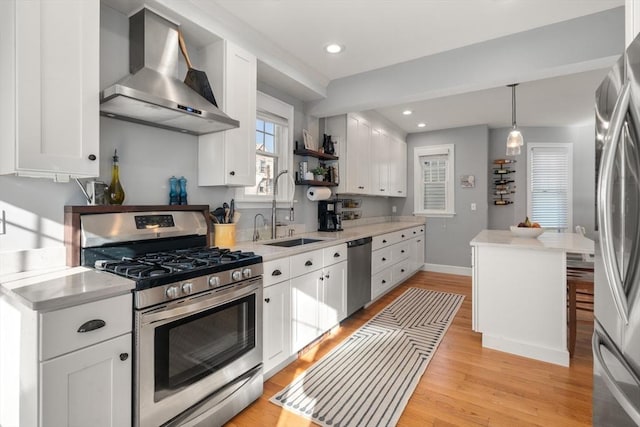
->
[509,225,544,238]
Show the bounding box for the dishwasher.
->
[346,236,372,317]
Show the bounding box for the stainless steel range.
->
[66,206,263,427]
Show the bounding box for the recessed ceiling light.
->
[402,110,412,115]
[417,123,426,128]
[325,43,344,54]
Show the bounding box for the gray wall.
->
[401,125,489,268]
[488,124,596,239]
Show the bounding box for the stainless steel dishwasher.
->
[346,236,372,316]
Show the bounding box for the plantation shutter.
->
[529,146,570,228]
[421,155,448,211]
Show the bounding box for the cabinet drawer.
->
[290,249,324,278]
[263,257,291,287]
[371,270,392,300]
[391,260,411,285]
[392,241,410,262]
[323,244,347,267]
[372,232,398,251]
[371,247,393,274]
[396,229,411,241]
[409,225,425,237]
[40,293,132,361]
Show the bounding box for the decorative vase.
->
[314,175,325,181]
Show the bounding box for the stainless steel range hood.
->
[100,9,239,136]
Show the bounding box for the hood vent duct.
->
[100,9,239,136]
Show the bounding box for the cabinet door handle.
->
[401,250,405,253]
[382,279,386,284]
[119,353,129,361]
[417,240,422,243]
[380,189,385,191]
[333,252,340,258]
[229,171,236,176]
[382,257,387,261]
[305,260,313,266]
[264,298,271,303]
[325,274,330,279]
[382,239,387,243]
[401,234,405,238]
[88,154,96,161]
[77,319,106,333]
[272,269,282,276]
[319,276,324,281]
[401,269,405,273]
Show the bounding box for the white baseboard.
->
[423,263,472,276]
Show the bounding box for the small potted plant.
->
[311,166,327,181]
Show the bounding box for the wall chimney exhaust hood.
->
[100,9,239,136]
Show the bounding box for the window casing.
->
[413,144,455,217]
[235,92,293,205]
[527,143,573,230]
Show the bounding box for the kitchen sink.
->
[264,238,325,247]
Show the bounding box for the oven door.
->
[135,277,263,427]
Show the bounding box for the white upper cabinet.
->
[389,135,407,197]
[371,128,389,196]
[198,40,257,186]
[0,0,100,180]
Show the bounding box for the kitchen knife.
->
[229,199,235,223]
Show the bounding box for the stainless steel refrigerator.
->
[594,35,640,426]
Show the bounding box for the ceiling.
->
[102,0,624,133]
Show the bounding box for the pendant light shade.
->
[506,83,523,156]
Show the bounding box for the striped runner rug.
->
[270,287,464,427]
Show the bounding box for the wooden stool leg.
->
[568,281,577,357]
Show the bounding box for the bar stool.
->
[566,267,594,357]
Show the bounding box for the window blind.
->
[529,146,570,228]
[421,155,448,211]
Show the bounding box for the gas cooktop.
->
[96,247,262,290]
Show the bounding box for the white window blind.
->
[527,143,573,229]
[422,155,448,211]
[413,144,455,216]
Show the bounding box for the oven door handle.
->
[140,280,261,326]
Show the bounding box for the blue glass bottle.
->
[179,176,188,205]
[169,176,179,205]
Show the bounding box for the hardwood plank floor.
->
[227,271,593,426]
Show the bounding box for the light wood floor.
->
[227,271,593,426]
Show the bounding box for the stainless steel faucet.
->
[253,213,265,242]
[272,170,289,239]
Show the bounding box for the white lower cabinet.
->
[263,279,291,374]
[41,333,131,427]
[291,270,321,353]
[319,261,347,332]
[371,226,425,300]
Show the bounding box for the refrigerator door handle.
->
[593,325,640,425]
[597,80,631,325]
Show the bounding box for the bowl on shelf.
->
[509,225,544,238]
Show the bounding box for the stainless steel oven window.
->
[153,293,256,402]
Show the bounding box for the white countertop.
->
[233,220,425,261]
[470,229,594,254]
[0,266,135,312]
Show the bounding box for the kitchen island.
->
[470,229,594,366]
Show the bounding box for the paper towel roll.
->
[306,186,332,201]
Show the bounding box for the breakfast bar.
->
[470,229,594,366]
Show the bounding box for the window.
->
[413,144,455,216]
[236,92,293,204]
[527,143,573,230]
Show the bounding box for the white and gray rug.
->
[270,287,464,427]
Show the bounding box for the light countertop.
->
[233,220,425,261]
[470,229,594,254]
[0,266,135,312]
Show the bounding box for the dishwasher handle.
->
[347,236,372,248]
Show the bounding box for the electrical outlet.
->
[471,203,477,211]
[392,206,397,213]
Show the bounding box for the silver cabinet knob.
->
[166,286,179,299]
[232,270,242,281]
[209,276,220,287]
[182,282,193,294]
[242,268,252,278]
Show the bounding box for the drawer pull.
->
[382,257,387,261]
[229,171,236,176]
[265,298,271,303]
[319,276,324,281]
[401,250,405,253]
[77,319,106,333]
[382,239,387,243]
[272,269,282,276]
[333,252,341,258]
[325,274,330,279]
[417,240,422,243]
[402,234,405,238]
[119,353,129,361]
[382,280,386,284]
[305,260,313,266]
[401,269,405,273]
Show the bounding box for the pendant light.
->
[506,83,523,156]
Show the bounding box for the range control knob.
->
[232,270,242,281]
[208,276,220,287]
[242,268,252,279]
[165,286,179,299]
[182,282,193,294]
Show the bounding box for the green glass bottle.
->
[108,149,125,205]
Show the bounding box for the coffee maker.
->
[318,200,343,232]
